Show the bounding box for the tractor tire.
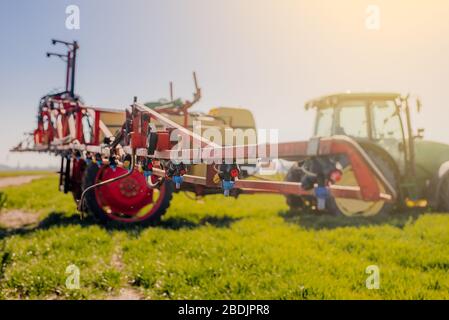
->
[81,164,173,226]
[326,145,399,217]
[438,173,449,212]
[284,163,307,211]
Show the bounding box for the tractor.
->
[285,92,449,217]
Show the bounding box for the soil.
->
[0,210,41,229]
[0,176,44,188]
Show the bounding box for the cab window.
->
[336,102,368,138]
[371,100,402,140]
[315,107,334,137]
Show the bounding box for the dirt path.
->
[0,175,45,229]
[0,210,41,229]
[108,243,144,300]
[0,175,45,188]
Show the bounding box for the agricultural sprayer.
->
[12,40,396,226]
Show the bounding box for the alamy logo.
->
[65,264,80,289]
[365,265,380,289]
[365,5,381,31]
[168,121,279,166]
[66,5,80,30]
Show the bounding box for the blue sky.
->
[1,0,449,167]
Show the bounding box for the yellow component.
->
[418,199,428,207]
[208,107,256,129]
[123,160,130,169]
[405,198,428,208]
[405,199,414,208]
[190,164,207,177]
[138,165,143,173]
[99,111,126,141]
[333,166,386,217]
[213,173,221,184]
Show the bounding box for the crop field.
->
[0,171,54,178]
[1,174,449,300]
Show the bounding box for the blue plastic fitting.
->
[173,175,184,189]
[222,180,235,197]
[314,186,329,210]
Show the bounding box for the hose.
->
[77,150,136,217]
[146,175,163,188]
[299,164,318,177]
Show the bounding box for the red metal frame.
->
[14,98,396,204]
[131,102,395,202]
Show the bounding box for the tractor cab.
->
[302,92,437,215]
[306,93,420,178]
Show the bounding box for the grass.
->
[0,171,55,178]
[0,176,76,213]
[1,174,449,299]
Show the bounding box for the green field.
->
[1,174,449,299]
[0,171,54,178]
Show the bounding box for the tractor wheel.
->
[81,164,173,226]
[438,173,449,211]
[327,146,399,217]
[284,163,308,211]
